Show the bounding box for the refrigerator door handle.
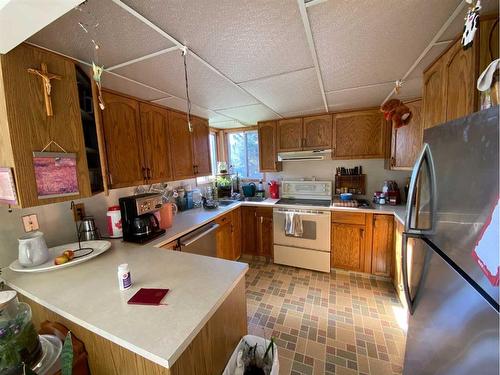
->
[405,143,437,234]
[402,233,417,315]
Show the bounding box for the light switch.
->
[22,214,39,232]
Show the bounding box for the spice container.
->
[0,291,42,373]
[117,264,132,291]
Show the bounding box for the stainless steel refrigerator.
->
[402,106,499,375]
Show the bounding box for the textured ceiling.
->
[26,0,487,128]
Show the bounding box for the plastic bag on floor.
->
[223,334,279,375]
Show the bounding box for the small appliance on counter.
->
[242,182,256,197]
[78,216,101,241]
[119,193,165,243]
[268,180,279,199]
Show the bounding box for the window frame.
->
[225,127,262,181]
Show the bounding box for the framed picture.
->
[33,152,80,199]
[0,167,18,205]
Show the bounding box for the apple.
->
[63,250,75,260]
[54,255,69,265]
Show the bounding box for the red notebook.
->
[127,288,169,306]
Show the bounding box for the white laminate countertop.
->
[150,199,406,248]
[1,243,248,368]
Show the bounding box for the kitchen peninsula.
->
[1,243,248,375]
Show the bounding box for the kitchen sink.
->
[241,197,266,202]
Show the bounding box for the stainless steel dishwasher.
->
[178,222,219,257]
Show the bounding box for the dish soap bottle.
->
[256,180,265,198]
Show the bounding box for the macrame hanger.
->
[40,140,68,153]
[394,80,404,96]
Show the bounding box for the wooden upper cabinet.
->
[139,103,172,184]
[444,39,477,122]
[258,120,282,172]
[101,91,145,188]
[191,117,211,177]
[371,214,394,277]
[332,109,386,159]
[422,59,446,129]
[168,111,195,180]
[389,99,423,170]
[303,114,332,150]
[277,118,303,151]
[331,223,365,272]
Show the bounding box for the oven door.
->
[273,208,331,251]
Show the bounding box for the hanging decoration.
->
[76,1,105,110]
[182,46,193,133]
[462,0,481,50]
[33,141,79,199]
[380,80,413,128]
[27,63,62,116]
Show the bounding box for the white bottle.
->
[117,263,132,291]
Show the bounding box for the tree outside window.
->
[227,130,262,179]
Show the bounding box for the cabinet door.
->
[168,111,195,180]
[331,223,365,272]
[101,91,145,188]
[390,100,423,170]
[422,59,446,129]
[256,208,273,258]
[303,114,332,150]
[216,220,233,260]
[232,207,242,260]
[277,118,303,152]
[444,39,477,122]
[241,206,257,255]
[333,110,387,159]
[258,121,282,172]
[393,219,406,308]
[192,117,211,176]
[139,103,172,183]
[371,214,394,277]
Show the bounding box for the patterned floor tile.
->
[244,258,407,374]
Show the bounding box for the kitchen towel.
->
[284,212,303,237]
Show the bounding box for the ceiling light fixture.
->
[181,46,193,133]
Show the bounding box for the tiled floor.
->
[244,258,407,375]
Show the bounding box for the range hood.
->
[277,149,332,161]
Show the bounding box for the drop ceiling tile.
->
[438,0,499,42]
[217,104,281,124]
[122,0,313,83]
[407,43,452,80]
[280,107,326,118]
[28,0,175,67]
[308,0,462,91]
[239,68,324,114]
[396,78,423,101]
[114,52,258,110]
[327,82,395,112]
[101,72,169,101]
[152,96,231,123]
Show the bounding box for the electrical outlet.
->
[22,214,39,232]
[72,203,85,222]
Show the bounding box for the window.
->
[196,131,217,184]
[227,130,262,179]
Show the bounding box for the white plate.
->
[9,240,111,273]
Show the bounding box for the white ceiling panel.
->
[280,107,326,118]
[114,51,258,110]
[101,72,169,101]
[217,104,281,125]
[239,68,324,114]
[152,96,232,123]
[28,0,175,67]
[327,83,395,112]
[210,120,246,129]
[121,0,314,83]
[407,43,452,80]
[438,0,499,42]
[396,77,423,101]
[308,0,462,91]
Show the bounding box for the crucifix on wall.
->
[27,63,62,116]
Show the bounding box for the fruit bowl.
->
[9,240,111,273]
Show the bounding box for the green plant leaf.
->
[61,331,73,375]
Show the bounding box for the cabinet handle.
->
[360,228,364,238]
[142,167,147,180]
[147,168,152,180]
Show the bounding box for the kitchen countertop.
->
[1,243,248,369]
[151,199,406,248]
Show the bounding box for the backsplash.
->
[265,159,411,200]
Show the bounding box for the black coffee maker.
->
[119,193,166,243]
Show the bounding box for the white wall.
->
[266,159,410,200]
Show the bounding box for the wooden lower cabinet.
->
[241,206,273,258]
[331,223,366,272]
[215,208,242,260]
[371,214,394,277]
